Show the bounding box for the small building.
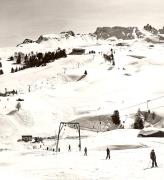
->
[69,48,85,55]
[22,135,32,142]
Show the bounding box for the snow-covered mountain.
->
[15,25,164,52]
[17,31,98,52]
[0,25,164,138]
[94,26,144,40]
[0,25,164,180]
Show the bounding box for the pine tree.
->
[37,52,43,60]
[111,110,120,125]
[11,67,14,73]
[134,114,144,129]
[152,112,156,120]
[15,67,18,72]
[16,54,21,64]
[9,56,14,61]
[1,69,3,74]
[24,54,28,63]
[0,69,3,75]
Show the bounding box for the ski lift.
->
[56,122,81,152]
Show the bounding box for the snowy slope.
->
[0,39,164,140]
[0,129,164,180]
[0,28,164,179]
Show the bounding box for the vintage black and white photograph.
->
[0,0,164,179]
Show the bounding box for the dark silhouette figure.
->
[78,144,81,151]
[84,70,87,75]
[106,148,110,159]
[16,102,21,111]
[68,144,71,151]
[111,54,114,60]
[77,70,87,81]
[110,48,114,60]
[84,147,87,156]
[150,149,158,168]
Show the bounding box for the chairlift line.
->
[120,104,164,119]
[120,95,164,111]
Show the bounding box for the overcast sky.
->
[0,0,164,47]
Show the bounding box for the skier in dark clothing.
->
[68,144,71,151]
[110,48,114,60]
[150,149,158,168]
[106,147,110,159]
[84,147,87,156]
[78,144,81,151]
[84,70,87,75]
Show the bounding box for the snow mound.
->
[138,128,164,137]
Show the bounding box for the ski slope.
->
[0,129,164,180]
[0,32,164,179]
[0,40,164,137]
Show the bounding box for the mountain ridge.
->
[17,25,164,48]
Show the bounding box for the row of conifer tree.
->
[9,48,67,73]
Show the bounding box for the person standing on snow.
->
[78,144,81,151]
[68,144,71,152]
[150,149,158,168]
[106,147,110,159]
[84,147,87,156]
[84,70,87,76]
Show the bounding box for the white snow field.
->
[0,130,164,180]
[0,33,164,179]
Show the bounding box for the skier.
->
[110,48,114,60]
[106,147,110,159]
[16,102,21,111]
[78,144,81,151]
[84,147,87,156]
[84,70,87,75]
[150,149,158,168]
[68,144,71,151]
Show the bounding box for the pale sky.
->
[0,0,164,47]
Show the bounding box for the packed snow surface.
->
[0,129,164,180]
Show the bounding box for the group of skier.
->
[67,145,158,168]
[68,144,87,156]
[106,148,158,168]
